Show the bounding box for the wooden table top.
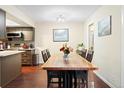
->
[41,53,98,71]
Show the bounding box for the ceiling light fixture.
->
[57,15,65,22]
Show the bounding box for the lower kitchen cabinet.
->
[0,53,22,87]
[21,50,35,66]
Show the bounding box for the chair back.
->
[46,49,51,58]
[85,50,94,62]
[81,48,87,58]
[41,50,48,63]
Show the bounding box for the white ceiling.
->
[15,5,101,23]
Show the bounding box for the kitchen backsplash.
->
[7,41,35,49]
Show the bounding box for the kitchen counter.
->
[18,48,35,51]
[0,50,24,57]
[0,50,23,87]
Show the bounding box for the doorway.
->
[88,23,95,50]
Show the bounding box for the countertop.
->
[0,50,24,57]
[18,48,35,51]
[6,48,35,51]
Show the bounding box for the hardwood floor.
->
[4,65,110,88]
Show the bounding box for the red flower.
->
[60,43,73,54]
[60,47,65,51]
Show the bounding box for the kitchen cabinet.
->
[6,27,35,42]
[22,30,34,41]
[0,52,22,87]
[21,49,35,65]
[0,9,6,40]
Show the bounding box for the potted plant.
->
[77,43,84,50]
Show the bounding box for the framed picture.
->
[53,29,69,42]
[98,16,112,37]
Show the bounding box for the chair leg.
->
[84,75,88,88]
[61,78,63,88]
[47,78,51,88]
[82,79,84,83]
[74,77,77,88]
[78,78,85,88]
[86,75,88,88]
[47,81,50,88]
[81,78,85,88]
[77,79,80,88]
[85,80,88,88]
[58,78,62,88]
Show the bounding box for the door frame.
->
[121,6,124,88]
[88,23,95,50]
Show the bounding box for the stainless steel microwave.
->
[7,32,22,38]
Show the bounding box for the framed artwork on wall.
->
[53,29,69,42]
[98,16,112,37]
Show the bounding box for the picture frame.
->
[53,29,69,42]
[98,16,112,37]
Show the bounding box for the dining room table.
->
[41,52,98,88]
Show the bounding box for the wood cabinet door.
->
[22,31,33,41]
[6,27,35,41]
[21,50,34,65]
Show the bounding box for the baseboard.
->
[94,72,115,88]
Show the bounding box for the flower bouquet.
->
[60,43,73,60]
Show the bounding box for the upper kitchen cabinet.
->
[6,27,35,42]
[22,27,35,41]
[0,9,6,40]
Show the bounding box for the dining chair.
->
[46,49,51,58]
[80,48,87,58]
[85,50,94,62]
[41,49,64,88]
[74,70,88,88]
[41,50,48,63]
[76,50,82,56]
[74,50,94,88]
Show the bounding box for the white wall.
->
[35,22,83,55]
[83,6,122,87]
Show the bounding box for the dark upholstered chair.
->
[41,49,64,88]
[80,48,87,58]
[41,50,48,63]
[85,50,94,62]
[74,50,94,88]
[46,49,51,58]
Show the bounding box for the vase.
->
[63,53,69,61]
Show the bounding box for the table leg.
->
[88,71,94,88]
